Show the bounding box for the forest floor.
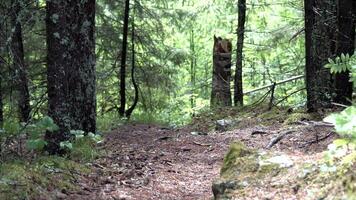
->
[65,108,340,200]
[2,107,351,200]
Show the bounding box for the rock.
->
[212,179,241,200]
[215,119,234,132]
[54,190,68,199]
[259,155,294,168]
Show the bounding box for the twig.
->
[193,141,212,146]
[331,102,348,108]
[296,121,334,128]
[266,129,295,149]
[251,130,270,135]
[274,88,306,107]
[299,132,334,148]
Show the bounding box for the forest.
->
[0,0,355,199]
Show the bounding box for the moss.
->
[220,142,262,180]
[283,112,319,125]
[0,156,90,200]
[70,137,101,162]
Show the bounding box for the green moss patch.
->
[0,156,90,200]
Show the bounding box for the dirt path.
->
[68,123,336,200]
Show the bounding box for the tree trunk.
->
[0,59,3,127]
[211,36,232,108]
[234,0,246,107]
[190,30,196,114]
[305,0,336,111]
[125,15,138,119]
[334,0,354,105]
[10,1,30,122]
[119,0,130,117]
[45,0,96,154]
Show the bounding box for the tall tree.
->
[45,0,96,154]
[119,0,130,117]
[234,0,246,107]
[304,0,336,111]
[125,12,139,119]
[190,30,196,114]
[334,0,355,105]
[10,1,31,122]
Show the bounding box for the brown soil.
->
[67,122,336,200]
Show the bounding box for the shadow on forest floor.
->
[66,108,340,199]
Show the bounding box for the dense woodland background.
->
[0,0,354,153]
[0,0,355,199]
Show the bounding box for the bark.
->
[211,36,232,107]
[334,0,354,105]
[119,0,130,117]
[126,17,138,119]
[234,0,246,107]
[0,60,3,127]
[305,0,336,111]
[190,30,196,114]
[45,0,96,154]
[10,1,30,122]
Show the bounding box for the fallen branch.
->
[251,130,270,135]
[193,141,212,146]
[331,102,349,108]
[266,129,295,149]
[298,132,334,148]
[296,121,334,128]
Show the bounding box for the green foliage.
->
[325,52,356,84]
[25,116,59,151]
[0,156,90,199]
[324,52,356,141]
[57,130,103,161]
[324,106,356,140]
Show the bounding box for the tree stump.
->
[211,36,232,107]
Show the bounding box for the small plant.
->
[25,116,59,151]
[324,52,355,141]
[59,130,103,161]
[325,52,356,85]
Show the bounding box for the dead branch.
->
[298,132,335,148]
[193,141,212,146]
[251,130,270,135]
[296,121,334,128]
[266,129,295,149]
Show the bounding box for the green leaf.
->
[26,139,47,150]
[70,130,85,139]
[37,116,59,132]
[60,141,73,150]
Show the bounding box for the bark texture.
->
[211,36,232,107]
[305,0,336,111]
[126,17,138,119]
[45,0,96,154]
[334,0,355,105]
[0,58,3,127]
[10,1,31,122]
[119,0,130,117]
[234,0,246,107]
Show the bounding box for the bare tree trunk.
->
[334,0,354,105]
[10,1,30,122]
[45,0,96,154]
[211,36,232,107]
[234,0,246,107]
[305,0,335,111]
[0,60,3,127]
[126,13,138,119]
[119,0,130,117]
[190,30,196,114]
